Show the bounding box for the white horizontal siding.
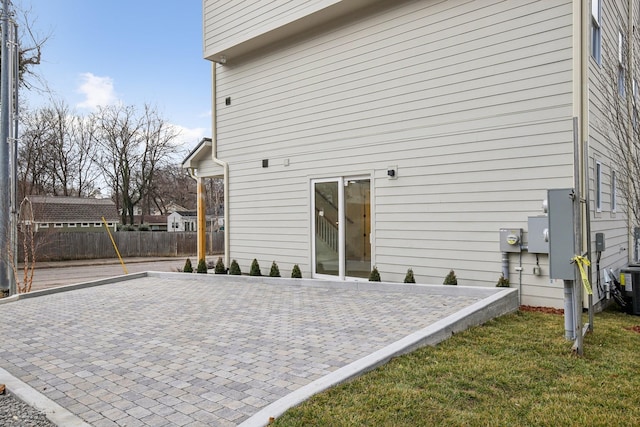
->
[585,0,632,295]
[215,0,577,307]
[204,0,332,55]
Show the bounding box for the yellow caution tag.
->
[572,255,593,295]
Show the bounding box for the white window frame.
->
[596,161,602,212]
[81,222,90,228]
[68,223,77,228]
[40,223,49,228]
[54,223,63,228]
[611,170,617,212]
[591,0,602,63]
[618,30,626,96]
[94,222,102,227]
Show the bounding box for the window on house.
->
[81,222,90,227]
[618,30,626,96]
[591,0,602,63]
[40,223,49,228]
[54,223,63,228]
[611,170,617,212]
[94,222,102,227]
[596,161,602,212]
[68,223,77,227]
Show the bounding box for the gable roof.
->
[24,196,120,223]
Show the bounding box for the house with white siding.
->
[184,0,637,308]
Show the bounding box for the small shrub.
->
[183,258,193,273]
[197,258,208,274]
[214,257,226,274]
[404,268,416,283]
[291,264,302,279]
[369,266,381,282]
[269,261,281,277]
[250,259,262,276]
[443,269,457,285]
[229,259,241,275]
[496,274,510,288]
[138,224,150,231]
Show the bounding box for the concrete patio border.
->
[0,272,518,426]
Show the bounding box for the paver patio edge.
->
[147,271,506,298]
[0,367,91,427]
[0,272,148,305]
[239,287,519,427]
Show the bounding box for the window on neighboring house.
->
[68,223,77,227]
[94,223,102,227]
[618,30,626,96]
[54,223,63,228]
[596,161,602,212]
[611,170,617,212]
[40,223,49,228]
[81,222,90,227]
[591,0,602,63]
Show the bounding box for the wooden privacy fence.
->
[18,231,224,262]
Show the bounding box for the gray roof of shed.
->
[25,195,120,223]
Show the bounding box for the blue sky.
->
[22,0,211,153]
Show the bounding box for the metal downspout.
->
[211,63,230,269]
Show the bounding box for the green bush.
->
[496,274,510,287]
[404,268,416,283]
[197,259,208,274]
[369,266,381,282]
[183,258,193,273]
[250,259,262,276]
[269,261,281,277]
[443,269,457,285]
[138,224,150,231]
[229,259,241,275]
[291,264,302,278]
[214,257,226,274]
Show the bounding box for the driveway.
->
[0,273,517,426]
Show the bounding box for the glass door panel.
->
[344,179,370,278]
[314,181,339,276]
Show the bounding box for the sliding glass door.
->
[312,177,370,279]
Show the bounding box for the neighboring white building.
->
[167,211,198,232]
[185,0,636,308]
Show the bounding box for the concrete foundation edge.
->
[239,288,519,427]
[0,367,91,427]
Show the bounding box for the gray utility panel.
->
[527,216,549,254]
[547,188,576,280]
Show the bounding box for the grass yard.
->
[274,308,640,426]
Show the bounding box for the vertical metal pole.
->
[573,118,584,355]
[9,20,17,296]
[0,0,11,293]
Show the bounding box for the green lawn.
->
[274,308,640,427]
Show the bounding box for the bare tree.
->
[601,19,640,229]
[147,164,197,214]
[18,100,100,197]
[92,104,180,224]
[0,2,51,90]
[206,178,224,230]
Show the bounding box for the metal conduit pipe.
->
[501,252,509,282]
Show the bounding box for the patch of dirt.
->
[520,305,564,315]
[624,325,640,333]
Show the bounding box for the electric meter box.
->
[499,228,522,253]
[527,216,549,254]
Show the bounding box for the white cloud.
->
[170,123,208,145]
[76,73,119,110]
